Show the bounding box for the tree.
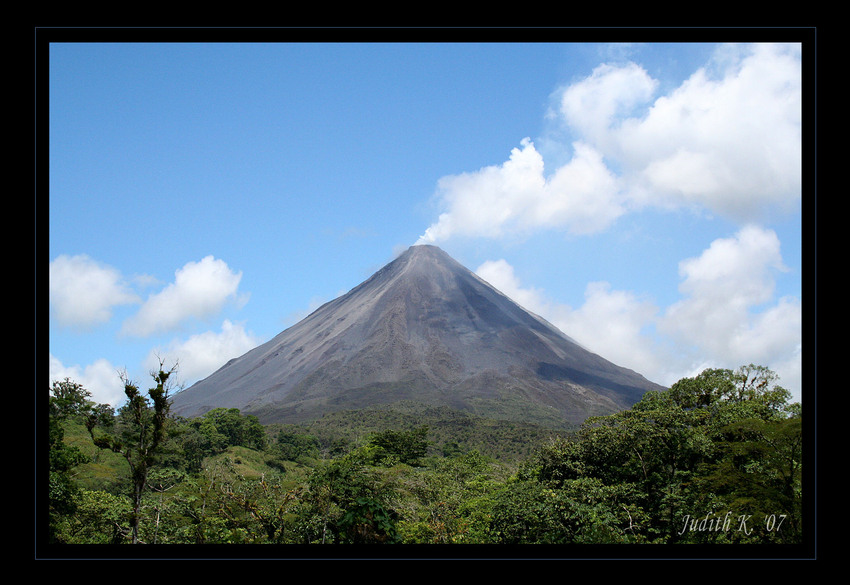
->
[509,364,802,544]
[275,429,321,462]
[48,379,94,543]
[303,449,401,544]
[50,378,95,418]
[367,426,429,466]
[398,450,501,544]
[338,497,400,544]
[551,391,714,542]
[669,364,795,421]
[191,408,268,454]
[91,359,180,543]
[698,415,803,543]
[55,489,132,544]
[488,476,647,544]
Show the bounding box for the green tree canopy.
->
[367,426,429,466]
[513,364,802,544]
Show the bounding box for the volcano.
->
[171,245,665,426]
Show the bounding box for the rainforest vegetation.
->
[45,363,803,550]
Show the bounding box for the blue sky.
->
[46,37,808,407]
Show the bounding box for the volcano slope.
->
[171,245,665,427]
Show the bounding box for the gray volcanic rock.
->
[171,245,665,426]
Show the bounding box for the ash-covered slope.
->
[171,245,665,426]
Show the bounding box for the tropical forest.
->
[44,363,804,555]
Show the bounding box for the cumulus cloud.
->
[144,319,261,384]
[610,43,802,219]
[660,225,800,365]
[558,61,658,155]
[419,42,801,244]
[418,138,624,244]
[49,320,260,405]
[121,256,246,337]
[49,254,140,328]
[476,259,662,377]
[476,259,550,316]
[49,353,126,407]
[475,224,802,400]
[553,282,662,374]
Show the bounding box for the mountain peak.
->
[395,243,456,268]
[171,246,664,427]
[406,243,441,253]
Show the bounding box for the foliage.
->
[512,364,803,544]
[366,426,429,466]
[48,379,98,543]
[391,449,504,544]
[52,488,133,544]
[87,361,179,543]
[273,428,321,463]
[177,407,268,470]
[44,363,804,549]
[277,403,570,462]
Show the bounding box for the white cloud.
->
[419,43,802,244]
[475,259,547,314]
[475,225,802,401]
[49,353,126,407]
[122,256,246,337]
[49,320,261,406]
[558,61,658,156]
[612,43,802,220]
[658,225,801,399]
[476,260,662,378]
[49,254,140,328]
[144,319,261,385]
[419,138,546,243]
[552,281,662,375]
[660,225,800,368]
[418,138,624,243]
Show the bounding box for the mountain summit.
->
[171,245,664,426]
